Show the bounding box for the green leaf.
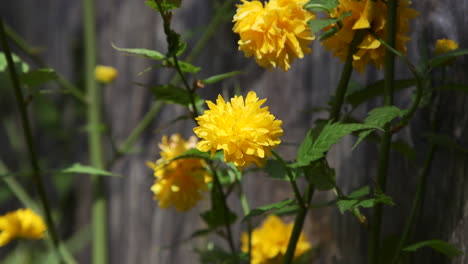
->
[422,132,468,154]
[165,58,201,73]
[336,186,393,214]
[202,181,237,228]
[319,26,339,41]
[403,240,463,257]
[243,199,296,222]
[346,79,416,108]
[19,68,58,87]
[201,71,242,85]
[353,106,407,149]
[304,0,339,13]
[111,43,165,60]
[0,52,29,73]
[307,12,351,35]
[430,49,468,68]
[264,159,289,180]
[303,159,336,191]
[145,0,181,13]
[170,148,223,163]
[151,84,200,106]
[61,163,116,176]
[348,186,370,199]
[296,122,377,166]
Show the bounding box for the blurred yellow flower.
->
[232,0,315,71]
[146,134,211,212]
[94,65,118,83]
[322,0,418,73]
[0,208,47,246]
[241,215,311,264]
[435,38,459,55]
[193,91,283,170]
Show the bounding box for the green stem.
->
[211,167,236,255]
[0,18,62,255]
[236,172,252,263]
[369,1,398,263]
[272,151,305,207]
[330,29,366,121]
[82,0,107,262]
[282,184,315,264]
[4,23,87,104]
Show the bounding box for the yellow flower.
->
[435,38,459,55]
[193,91,283,170]
[241,215,311,264]
[146,134,211,212]
[0,208,47,246]
[232,0,315,71]
[322,0,418,73]
[94,65,118,83]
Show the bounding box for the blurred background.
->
[1,0,467,263]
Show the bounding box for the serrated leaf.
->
[151,84,200,106]
[337,199,359,214]
[403,240,463,257]
[348,186,370,199]
[243,199,296,222]
[264,159,289,181]
[304,0,339,13]
[422,132,468,154]
[308,12,351,35]
[346,79,416,108]
[165,58,201,73]
[201,71,242,85]
[111,43,165,60]
[19,68,58,87]
[303,160,336,190]
[430,49,468,68]
[353,106,406,149]
[296,122,377,166]
[61,163,116,176]
[144,0,181,12]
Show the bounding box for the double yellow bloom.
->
[0,208,46,246]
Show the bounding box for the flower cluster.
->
[146,134,211,212]
[322,0,418,73]
[233,0,315,71]
[241,215,311,264]
[0,208,46,246]
[193,91,283,170]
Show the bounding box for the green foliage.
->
[61,163,117,177]
[422,132,468,154]
[169,148,223,163]
[264,159,289,180]
[429,49,468,68]
[201,71,242,85]
[403,239,464,257]
[303,159,336,191]
[243,199,296,222]
[151,84,202,106]
[165,58,201,73]
[436,83,468,93]
[195,243,247,264]
[307,12,351,35]
[145,0,181,13]
[111,43,165,60]
[345,79,416,108]
[336,186,394,214]
[201,182,237,229]
[353,106,407,149]
[296,122,377,167]
[304,0,339,14]
[19,68,58,87]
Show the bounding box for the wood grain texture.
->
[1,0,467,263]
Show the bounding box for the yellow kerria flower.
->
[0,208,47,246]
[241,215,311,264]
[146,134,211,212]
[193,91,283,170]
[322,0,418,73]
[94,65,118,83]
[232,0,315,71]
[434,38,459,55]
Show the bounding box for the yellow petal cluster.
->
[232,0,315,71]
[322,0,418,73]
[193,91,283,170]
[241,215,311,264]
[0,208,47,246]
[94,65,118,83]
[434,38,459,55]
[146,134,211,212]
